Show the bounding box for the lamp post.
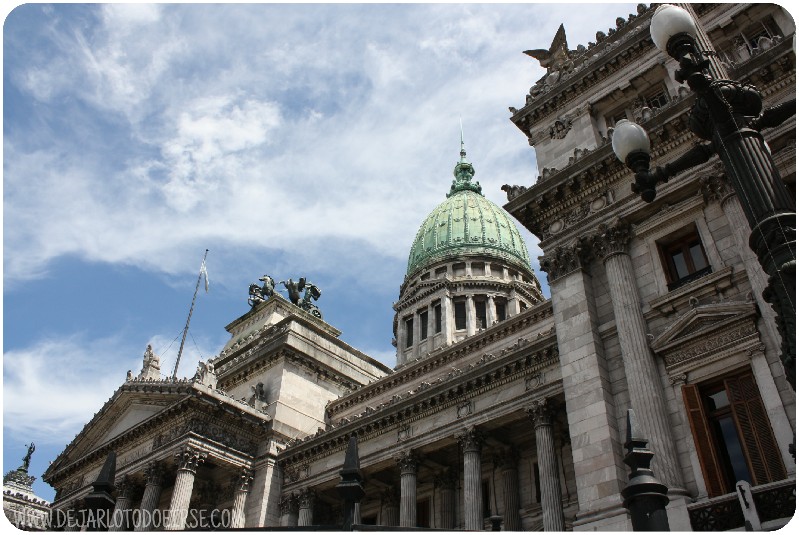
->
[612,4,796,390]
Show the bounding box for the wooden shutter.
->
[682,384,726,497]
[725,374,787,485]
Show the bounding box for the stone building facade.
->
[42,3,794,531]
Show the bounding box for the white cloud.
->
[2,330,218,446]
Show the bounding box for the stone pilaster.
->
[279,494,299,527]
[165,446,207,530]
[109,475,134,531]
[541,242,627,528]
[443,292,454,345]
[456,426,484,531]
[135,461,164,531]
[297,488,315,527]
[395,451,419,527]
[495,452,522,531]
[466,295,476,336]
[487,295,497,326]
[380,488,399,527]
[527,399,565,531]
[594,221,683,490]
[230,469,254,529]
[434,469,457,529]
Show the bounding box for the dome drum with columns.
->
[394,140,544,367]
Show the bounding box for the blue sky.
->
[3,2,639,501]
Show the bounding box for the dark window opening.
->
[454,301,467,330]
[475,300,487,330]
[533,462,542,503]
[405,317,413,348]
[419,311,428,340]
[472,262,485,276]
[434,303,442,333]
[496,301,507,322]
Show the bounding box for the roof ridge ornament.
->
[448,120,482,197]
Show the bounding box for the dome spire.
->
[448,119,482,197]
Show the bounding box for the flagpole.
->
[173,249,209,380]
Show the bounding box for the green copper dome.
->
[406,142,532,277]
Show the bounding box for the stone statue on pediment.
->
[139,344,161,381]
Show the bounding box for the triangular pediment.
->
[651,301,758,353]
[47,384,191,475]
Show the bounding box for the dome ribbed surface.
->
[406,189,532,276]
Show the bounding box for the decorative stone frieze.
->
[699,164,732,204]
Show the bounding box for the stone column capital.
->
[699,164,734,205]
[114,475,134,499]
[456,425,484,454]
[539,241,593,283]
[593,220,633,261]
[233,468,254,493]
[433,468,458,490]
[526,398,555,428]
[174,446,207,473]
[380,487,399,506]
[143,461,165,486]
[395,450,420,475]
[298,487,316,509]
[279,494,299,515]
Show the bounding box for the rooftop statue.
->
[21,443,35,472]
[280,277,323,319]
[248,274,276,307]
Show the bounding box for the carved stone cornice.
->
[592,220,633,261]
[395,450,420,475]
[455,426,483,454]
[174,446,207,473]
[329,301,554,417]
[525,398,555,428]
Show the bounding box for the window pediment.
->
[651,301,760,375]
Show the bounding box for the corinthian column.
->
[297,488,315,526]
[279,494,299,527]
[135,461,164,531]
[396,451,419,527]
[495,452,522,531]
[435,469,457,529]
[109,475,134,531]
[456,426,483,531]
[526,399,564,531]
[380,488,399,527]
[593,222,682,489]
[165,446,207,530]
[230,469,253,529]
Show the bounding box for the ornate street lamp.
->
[613,4,796,389]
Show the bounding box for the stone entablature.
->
[329,300,554,418]
[280,332,559,470]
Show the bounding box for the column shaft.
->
[499,463,521,530]
[135,463,163,531]
[534,414,564,530]
[109,495,132,531]
[397,452,418,528]
[604,252,682,488]
[165,469,196,530]
[458,428,483,531]
[230,470,253,529]
[466,295,476,336]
